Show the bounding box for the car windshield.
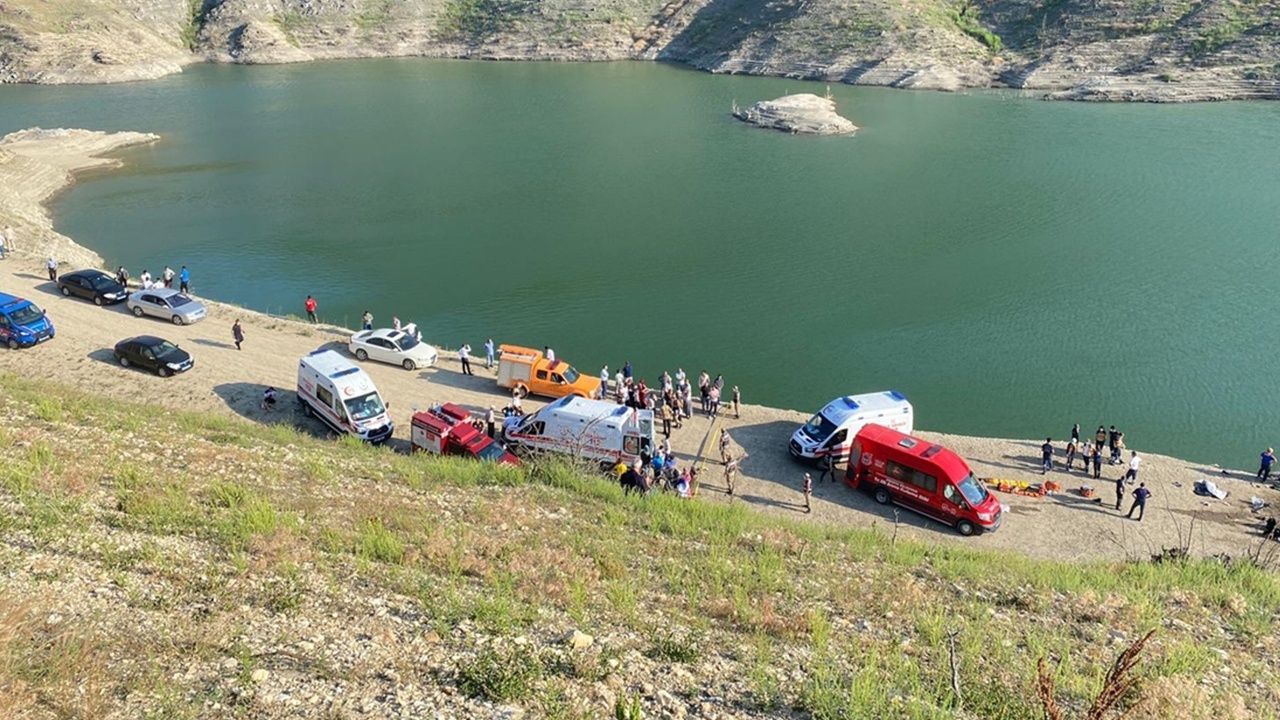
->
[801,412,838,441]
[8,304,43,326]
[148,340,181,357]
[344,392,386,421]
[88,275,117,290]
[956,473,989,506]
[398,334,419,351]
[475,442,508,462]
[170,295,192,308]
[562,366,579,383]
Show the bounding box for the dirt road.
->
[3,261,1276,562]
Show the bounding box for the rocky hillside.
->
[2,374,1279,718]
[2,0,1280,99]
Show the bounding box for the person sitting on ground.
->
[262,386,278,411]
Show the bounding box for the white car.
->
[348,328,438,371]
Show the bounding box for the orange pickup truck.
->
[496,345,601,399]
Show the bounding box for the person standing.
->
[459,344,473,376]
[1127,483,1151,521]
[232,319,245,350]
[1071,423,1080,443]
[1107,426,1118,458]
[1258,447,1276,481]
[361,311,373,331]
[305,295,318,323]
[392,316,401,331]
[732,385,741,419]
[599,365,609,399]
[45,256,57,282]
[1041,438,1054,474]
[544,346,555,363]
[708,384,721,418]
[660,403,673,437]
[510,388,523,415]
[802,473,813,513]
[162,265,175,288]
[139,269,152,288]
[0,227,7,259]
[698,371,710,414]
[484,406,496,439]
[1095,425,1107,450]
[724,455,738,496]
[1065,439,1077,471]
[818,452,836,483]
[179,266,190,293]
[1,225,13,257]
[719,429,731,464]
[115,265,130,288]
[622,361,633,381]
[1123,451,1141,482]
[485,338,496,369]
[1114,475,1125,510]
[1091,445,1102,480]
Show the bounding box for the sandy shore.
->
[2,127,1278,563]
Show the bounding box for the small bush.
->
[645,631,701,664]
[356,519,405,564]
[456,646,543,701]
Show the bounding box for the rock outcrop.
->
[733,94,856,135]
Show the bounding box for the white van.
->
[502,396,654,465]
[789,390,912,463]
[297,349,394,444]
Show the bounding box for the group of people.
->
[1037,423,1150,519]
[599,364,741,439]
[614,438,698,499]
[114,264,191,293]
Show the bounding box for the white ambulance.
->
[297,349,394,444]
[501,396,654,465]
[789,390,913,463]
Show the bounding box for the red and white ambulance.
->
[297,349,394,444]
[845,423,1003,536]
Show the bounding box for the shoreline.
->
[1,126,1277,563]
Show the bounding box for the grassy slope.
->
[1,372,1278,719]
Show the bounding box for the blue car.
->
[0,292,55,349]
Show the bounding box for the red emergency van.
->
[411,403,520,467]
[845,424,1003,535]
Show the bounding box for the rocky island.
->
[732,94,856,135]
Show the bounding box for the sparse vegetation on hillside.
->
[1,372,1278,718]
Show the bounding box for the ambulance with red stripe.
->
[297,349,394,444]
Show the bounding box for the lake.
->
[2,59,1279,468]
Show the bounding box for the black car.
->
[57,269,128,306]
[113,335,194,377]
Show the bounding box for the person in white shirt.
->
[544,346,555,363]
[1123,451,1141,482]
[599,366,609,398]
[484,338,496,368]
[392,316,401,331]
[459,344,473,376]
[139,269,152,288]
[162,266,175,288]
[46,256,57,281]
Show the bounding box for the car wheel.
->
[355,349,368,361]
[60,286,70,296]
[118,355,130,368]
[873,487,892,505]
[157,366,170,378]
[131,306,144,317]
[402,359,416,371]
[171,315,184,326]
[7,338,19,350]
[514,385,529,399]
[956,520,976,537]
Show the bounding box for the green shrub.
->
[456,646,543,701]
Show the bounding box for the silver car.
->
[126,288,208,325]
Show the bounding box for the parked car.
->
[112,335,194,377]
[348,328,438,371]
[56,269,128,306]
[126,287,207,325]
[0,292,55,349]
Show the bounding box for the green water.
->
[2,59,1279,468]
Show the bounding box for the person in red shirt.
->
[304,295,317,323]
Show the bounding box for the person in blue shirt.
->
[1258,448,1276,481]
[179,265,190,293]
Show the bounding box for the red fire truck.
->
[410,403,520,466]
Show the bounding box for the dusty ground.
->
[1,128,1276,564]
